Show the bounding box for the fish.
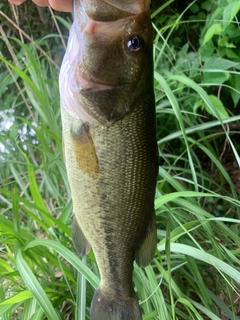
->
[59,0,158,319]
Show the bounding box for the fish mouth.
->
[74,67,116,93]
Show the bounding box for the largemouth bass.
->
[59,0,158,319]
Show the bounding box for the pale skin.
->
[8,0,73,12]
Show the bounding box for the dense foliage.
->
[0,0,240,319]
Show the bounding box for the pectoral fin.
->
[72,215,91,256]
[135,213,157,267]
[71,123,99,179]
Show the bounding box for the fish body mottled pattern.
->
[61,92,157,293]
[60,0,158,318]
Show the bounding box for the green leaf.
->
[202,57,240,85]
[55,15,72,30]
[155,190,240,210]
[15,250,60,320]
[0,189,71,235]
[16,145,54,227]
[158,243,240,284]
[203,57,240,71]
[205,95,229,120]
[0,303,22,317]
[218,36,236,48]
[223,1,240,29]
[155,72,198,191]
[22,299,38,320]
[189,299,222,320]
[0,291,33,305]
[230,73,240,106]
[169,74,230,121]
[203,23,223,45]
[24,239,99,289]
[203,71,229,85]
[29,308,45,320]
[176,298,203,320]
[75,257,87,320]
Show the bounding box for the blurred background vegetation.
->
[0,0,240,319]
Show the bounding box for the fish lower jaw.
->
[75,69,115,93]
[80,83,115,92]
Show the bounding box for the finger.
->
[49,0,73,12]
[8,0,73,11]
[8,0,26,5]
[32,0,49,7]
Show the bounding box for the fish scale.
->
[59,0,158,319]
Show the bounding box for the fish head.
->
[60,0,154,125]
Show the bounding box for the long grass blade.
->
[25,239,99,288]
[15,250,60,320]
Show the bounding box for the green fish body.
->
[59,0,158,319]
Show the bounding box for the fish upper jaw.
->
[77,0,151,21]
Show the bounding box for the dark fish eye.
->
[126,35,144,53]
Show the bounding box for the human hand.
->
[8,0,73,12]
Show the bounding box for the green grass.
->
[1,1,240,319]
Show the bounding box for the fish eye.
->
[126,35,144,53]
